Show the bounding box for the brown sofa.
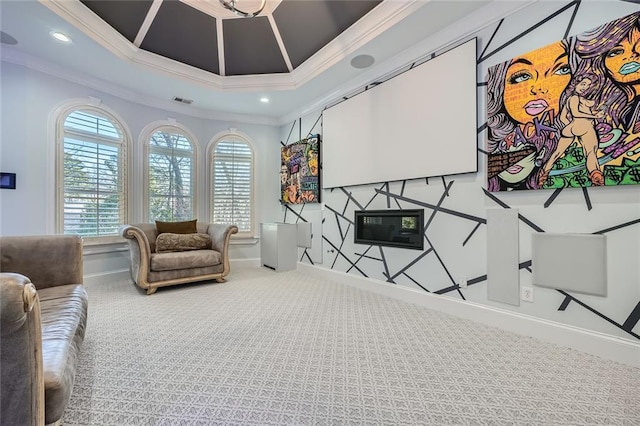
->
[120,222,238,295]
[0,235,88,426]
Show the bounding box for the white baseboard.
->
[231,258,260,268]
[84,269,131,285]
[299,263,640,368]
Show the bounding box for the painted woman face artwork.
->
[487,11,640,191]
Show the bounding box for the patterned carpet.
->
[62,267,640,425]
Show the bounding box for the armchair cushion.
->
[155,233,211,253]
[150,249,222,272]
[38,284,88,423]
[155,219,197,234]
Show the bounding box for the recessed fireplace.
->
[354,209,424,250]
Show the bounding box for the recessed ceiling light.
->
[50,31,72,43]
[351,54,375,69]
[260,97,269,103]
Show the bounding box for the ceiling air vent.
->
[172,96,193,105]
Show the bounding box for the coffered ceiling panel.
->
[142,0,219,74]
[81,0,153,43]
[223,17,288,75]
[273,0,381,69]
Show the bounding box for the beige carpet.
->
[62,267,640,425]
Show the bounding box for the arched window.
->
[57,107,128,237]
[210,135,255,237]
[145,125,196,222]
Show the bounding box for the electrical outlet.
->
[521,286,534,302]
[459,276,467,288]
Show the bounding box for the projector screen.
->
[322,38,477,188]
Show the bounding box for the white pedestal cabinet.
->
[260,223,297,272]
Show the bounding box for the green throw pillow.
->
[155,219,197,234]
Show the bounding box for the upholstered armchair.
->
[120,222,238,295]
[0,235,88,426]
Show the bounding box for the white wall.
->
[0,62,282,264]
[276,0,640,344]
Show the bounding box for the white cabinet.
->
[260,223,297,272]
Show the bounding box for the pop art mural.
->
[280,135,320,204]
[487,11,640,191]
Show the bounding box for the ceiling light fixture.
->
[260,97,269,103]
[219,0,266,18]
[50,31,72,43]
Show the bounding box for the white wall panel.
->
[322,39,477,188]
[487,208,520,306]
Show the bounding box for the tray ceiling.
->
[79,0,382,77]
[0,0,507,119]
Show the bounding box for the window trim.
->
[207,130,256,239]
[54,99,131,239]
[140,121,199,223]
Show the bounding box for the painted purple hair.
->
[574,11,640,127]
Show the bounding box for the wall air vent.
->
[172,96,193,105]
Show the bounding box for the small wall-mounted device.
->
[0,172,16,189]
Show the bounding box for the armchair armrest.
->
[207,224,238,276]
[0,273,45,426]
[120,225,153,290]
[207,224,239,253]
[0,235,83,290]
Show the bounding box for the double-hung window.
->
[58,108,127,237]
[210,137,254,237]
[146,127,195,221]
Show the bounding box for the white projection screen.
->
[322,38,477,188]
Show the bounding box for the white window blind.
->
[61,110,126,236]
[212,139,253,235]
[147,129,194,221]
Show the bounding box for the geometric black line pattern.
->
[286,175,640,339]
[477,0,580,63]
[281,1,640,342]
[556,290,640,340]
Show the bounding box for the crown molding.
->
[39,0,426,93]
[1,48,279,126]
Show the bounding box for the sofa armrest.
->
[0,273,45,426]
[207,224,239,253]
[207,224,238,276]
[120,225,152,289]
[0,235,83,290]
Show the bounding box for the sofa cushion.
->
[155,219,197,234]
[38,284,88,424]
[150,250,222,272]
[155,233,211,253]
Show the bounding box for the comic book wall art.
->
[280,135,320,204]
[486,11,640,191]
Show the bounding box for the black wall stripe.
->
[558,295,572,311]
[582,187,593,211]
[544,188,564,208]
[563,0,581,39]
[478,1,580,63]
[463,223,482,247]
[622,302,640,333]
